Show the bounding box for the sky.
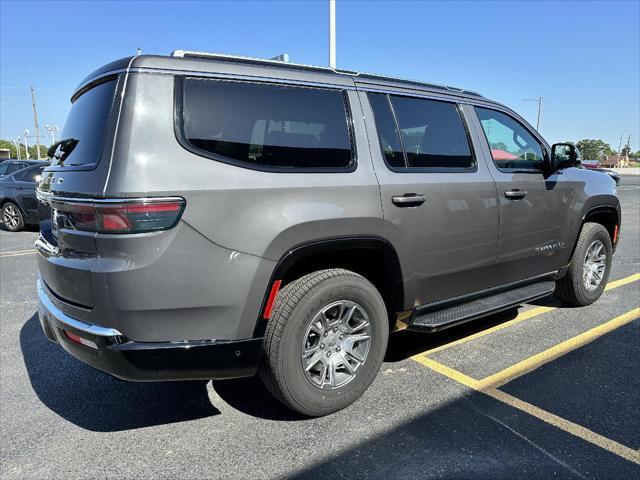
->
[1,0,638,151]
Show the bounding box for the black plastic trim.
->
[414,271,557,313]
[253,236,405,337]
[42,311,261,381]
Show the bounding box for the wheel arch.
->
[253,236,404,337]
[581,205,620,247]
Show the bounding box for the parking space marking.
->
[419,273,640,356]
[413,356,640,464]
[412,307,640,464]
[486,387,640,465]
[604,273,640,291]
[477,308,640,388]
[0,249,35,258]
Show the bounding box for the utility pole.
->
[625,134,631,155]
[523,97,542,130]
[618,134,623,154]
[329,0,336,68]
[23,129,30,159]
[31,86,42,160]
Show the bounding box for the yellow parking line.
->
[486,387,640,465]
[478,308,640,389]
[413,355,640,464]
[0,249,35,258]
[411,307,640,464]
[604,273,640,291]
[421,273,640,356]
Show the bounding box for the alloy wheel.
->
[582,239,606,291]
[301,300,372,390]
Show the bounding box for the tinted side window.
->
[390,96,474,169]
[475,107,544,171]
[180,79,353,170]
[367,93,405,168]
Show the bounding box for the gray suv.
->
[36,51,620,416]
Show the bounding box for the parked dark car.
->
[0,160,47,178]
[0,163,47,231]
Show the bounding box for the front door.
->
[359,91,500,308]
[473,106,575,284]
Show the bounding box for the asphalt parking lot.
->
[1,176,639,479]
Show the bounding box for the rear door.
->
[472,106,575,284]
[13,165,44,221]
[359,90,500,307]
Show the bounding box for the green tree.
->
[575,139,614,161]
[0,138,51,159]
[28,144,48,160]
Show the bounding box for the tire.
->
[260,269,389,417]
[2,202,25,232]
[555,222,612,306]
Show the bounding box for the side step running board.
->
[409,281,556,332]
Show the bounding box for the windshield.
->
[51,78,117,166]
[0,163,12,176]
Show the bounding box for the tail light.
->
[51,198,186,234]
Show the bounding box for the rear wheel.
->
[2,202,24,232]
[555,222,612,306]
[260,269,388,417]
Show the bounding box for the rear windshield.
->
[50,78,117,166]
[178,78,353,170]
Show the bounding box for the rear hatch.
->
[37,76,120,308]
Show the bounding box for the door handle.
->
[504,189,527,199]
[16,186,24,190]
[392,194,426,207]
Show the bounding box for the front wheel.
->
[260,269,389,417]
[2,202,25,232]
[555,222,613,306]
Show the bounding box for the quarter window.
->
[180,79,353,170]
[475,107,544,171]
[368,93,474,170]
[367,93,405,168]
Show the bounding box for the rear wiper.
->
[47,138,79,164]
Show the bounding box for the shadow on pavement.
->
[20,313,219,432]
[288,387,638,480]
[212,376,306,422]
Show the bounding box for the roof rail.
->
[170,50,357,76]
[169,50,481,97]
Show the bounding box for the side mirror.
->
[551,143,580,170]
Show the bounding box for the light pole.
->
[523,97,542,131]
[329,0,336,68]
[23,129,30,159]
[45,124,59,145]
[12,139,21,160]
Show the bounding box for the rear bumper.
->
[37,278,262,381]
